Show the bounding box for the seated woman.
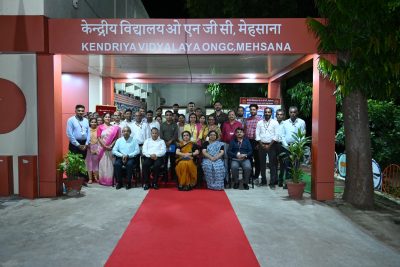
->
[175,131,200,191]
[202,130,226,190]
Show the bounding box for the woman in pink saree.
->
[97,113,120,186]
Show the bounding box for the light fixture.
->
[246,74,257,79]
[72,0,79,9]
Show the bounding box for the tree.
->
[308,0,400,208]
[206,83,267,109]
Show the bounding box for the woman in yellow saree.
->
[175,131,200,191]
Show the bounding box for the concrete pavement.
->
[1,184,399,267]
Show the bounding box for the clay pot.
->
[287,181,306,199]
[63,178,84,196]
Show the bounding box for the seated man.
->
[142,127,167,190]
[228,127,253,190]
[112,126,140,190]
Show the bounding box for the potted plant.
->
[58,152,87,196]
[286,129,311,199]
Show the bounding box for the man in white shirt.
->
[281,106,306,185]
[142,128,167,190]
[120,109,134,133]
[129,111,147,146]
[281,106,306,148]
[144,110,160,140]
[276,109,286,187]
[112,126,140,190]
[256,107,280,188]
[111,111,122,126]
[139,107,147,123]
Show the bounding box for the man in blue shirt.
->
[66,104,90,158]
[228,127,253,190]
[112,126,140,189]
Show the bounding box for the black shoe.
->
[82,182,88,187]
[243,184,249,190]
[283,184,288,189]
[116,183,123,190]
[257,181,267,187]
[183,185,189,191]
[269,184,276,190]
[153,184,159,190]
[233,183,239,189]
[125,184,131,190]
[278,182,283,187]
[178,185,183,191]
[143,184,150,190]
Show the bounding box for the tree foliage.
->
[287,81,313,118]
[206,83,267,109]
[336,100,400,169]
[308,0,400,98]
[308,0,400,208]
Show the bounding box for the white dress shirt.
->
[277,121,285,143]
[142,137,167,157]
[127,121,147,145]
[255,119,279,143]
[144,120,161,140]
[281,118,306,147]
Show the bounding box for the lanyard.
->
[135,122,142,129]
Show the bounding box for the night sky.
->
[142,0,188,18]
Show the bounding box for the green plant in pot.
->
[58,152,87,196]
[287,129,311,199]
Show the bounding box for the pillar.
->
[268,81,281,99]
[37,54,63,197]
[311,54,337,200]
[102,77,114,105]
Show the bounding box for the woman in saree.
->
[206,115,221,140]
[86,117,100,184]
[197,114,209,146]
[177,114,186,142]
[183,113,199,143]
[202,130,226,190]
[175,131,199,191]
[97,113,120,186]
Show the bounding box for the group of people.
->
[66,101,305,191]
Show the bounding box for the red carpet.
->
[105,188,260,267]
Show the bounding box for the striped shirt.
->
[245,116,261,140]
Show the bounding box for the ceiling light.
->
[246,74,257,79]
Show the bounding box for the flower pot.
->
[63,178,84,196]
[287,181,306,199]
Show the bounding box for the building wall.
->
[89,74,102,111]
[156,84,212,110]
[61,73,89,156]
[0,0,44,15]
[0,54,38,194]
